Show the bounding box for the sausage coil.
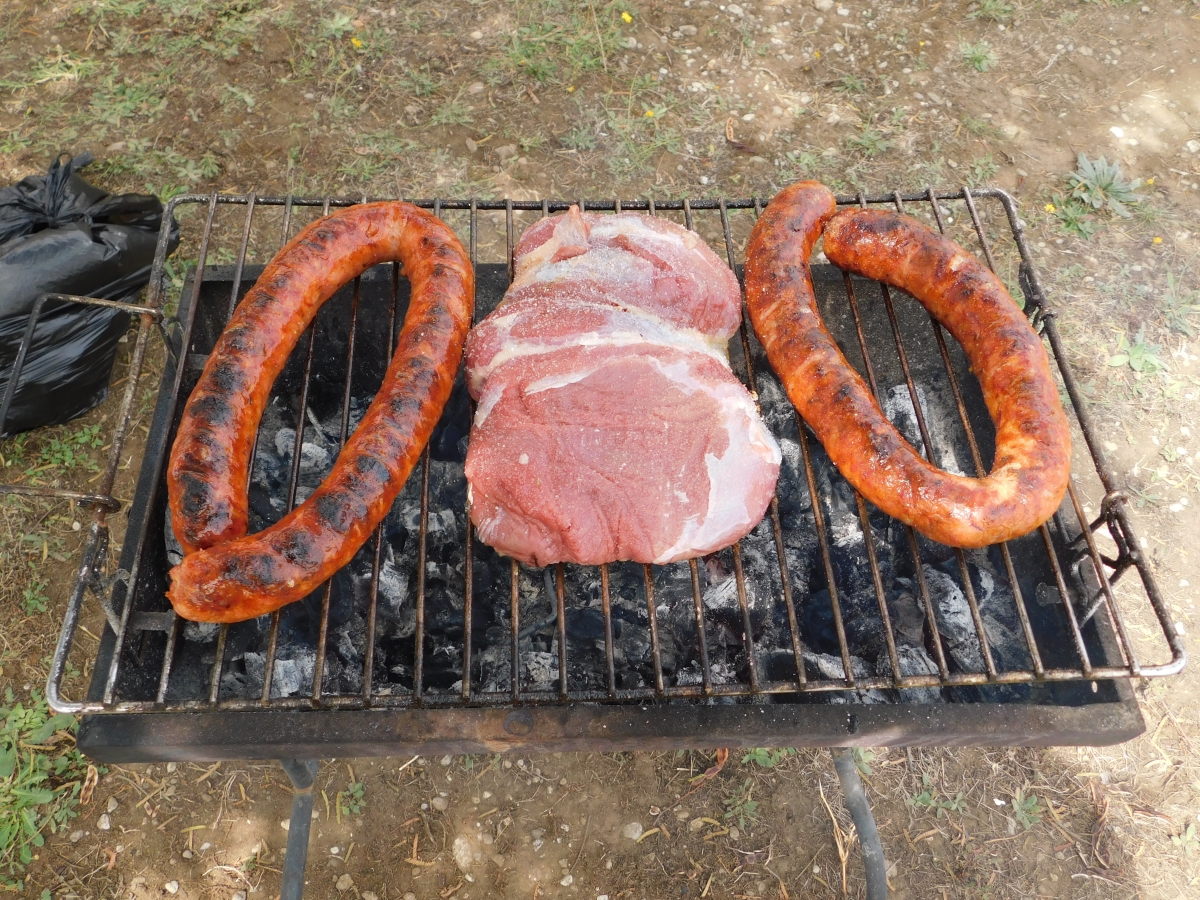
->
[167,202,472,622]
[744,181,1070,548]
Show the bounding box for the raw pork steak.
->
[464,208,780,566]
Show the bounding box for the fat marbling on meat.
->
[464,207,781,566]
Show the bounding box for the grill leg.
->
[831,748,888,900]
[279,759,320,900]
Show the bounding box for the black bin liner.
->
[0,152,179,437]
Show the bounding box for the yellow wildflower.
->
[1044,203,1056,213]
[1153,236,1163,244]
[351,36,363,48]
[567,85,576,92]
[1147,177,1155,185]
[644,109,654,117]
[622,11,633,22]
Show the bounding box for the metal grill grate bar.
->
[34,188,1187,719]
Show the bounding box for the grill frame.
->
[12,188,1181,757]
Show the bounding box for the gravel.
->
[431,795,449,811]
[336,873,355,891]
[622,822,644,840]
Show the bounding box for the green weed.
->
[847,127,890,156]
[321,12,355,40]
[742,748,795,769]
[1068,153,1144,217]
[1047,195,1099,239]
[338,781,365,817]
[1162,273,1200,336]
[723,777,760,832]
[90,79,168,126]
[34,424,104,474]
[1012,791,1042,830]
[834,74,867,94]
[969,0,1013,21]
[20,567,48,616]
[1107,327,1167,374]
[430,97,475,127]
[960,41,998,72]
[401,65,440,98]
[1173,823,1200,855]
[0,689,92,885]
[968,154,999,185]
[907,774,967,817]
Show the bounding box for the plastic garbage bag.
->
[0,152,179,437]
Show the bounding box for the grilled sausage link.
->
[744,181,1071,548]
[167,202,472,622]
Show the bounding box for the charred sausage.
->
[744,181,1070,548]
[167,202,472,622]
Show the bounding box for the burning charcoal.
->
[237,651,317,699]
[523,650,559,686]
[274,427,332,477]
[923,564,985,674]
[881,384,967,478]
[164,510,183,566]
[877,646,942,704]
[183,621,220,644]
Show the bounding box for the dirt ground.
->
[2,0,1200,897]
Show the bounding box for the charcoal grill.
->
[2,188,1184,899]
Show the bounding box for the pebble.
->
[107,796,119,813]
[440,756,453,766]
[675,809,690,820]
[689,817,706,832]
[336,873,355,891]
[561,874,575,886]
[622,822,644,841]
[281,819,291,831]
[164,882,179,895]
[467,82,485,94]
[729,826,741,840]
[431,796,449,811]
[679,25,698,35]
[363,893,379,900]
[182,849,193,859]
[1186,140,1200,154]
[98,814,111,831]
[405,894,418,900]
[495,144,518,161]
[233,893,247,900]
[837,6,850,15]
[814,0,834,10]
[70,831,84,843]
[470,30,483,40]
[727,3,745,16]
[1000,123,1020,139]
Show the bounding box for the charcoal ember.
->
[676,660,738,686]
[877,645,942,704]
[923,564,984,673]
[881,384,967,478]
[523,650,559,687]
[228,651,316,699]
[274,427,331,478]
[164,509,183,566]
[183,620,219,643]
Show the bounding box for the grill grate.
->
[22,189,1183,730]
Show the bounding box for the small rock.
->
[166,762,177,774]
[363,893,379,900]
[495,144,518,161]
[814,0,834,10]
[200,842,211,851]
[467,82,485,95]
[404,894,417,900]
[431,796,449,811]
[453,835,474,872]
[729,826,740,840]
[70,830,84,842]
[98,814,111,831]
[336,873,354,891]
[623,822,644,841]
[679,24,698,35]
[675,809,690,820]
[691,817,707,832]
[182,849,193,859]
[727,3,745,16]
[836,6,850,15]
[281,819,290,831]
[106,141,127,152]
[164,882,179,895]
[107,796,119,813]
[233,893,247,900]
[561,874,575,886]
[1186,139,1200,154]
[470,30,484,40]
[1000,123,1020,139]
